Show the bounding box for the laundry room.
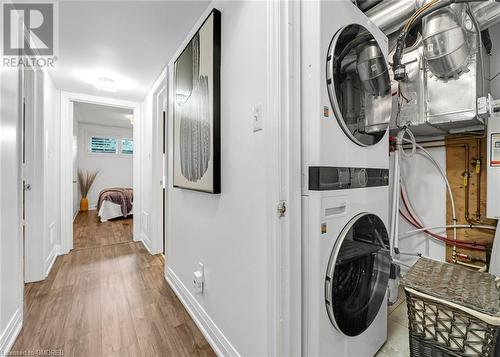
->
[302,1,500,356]
[3,1,500,356]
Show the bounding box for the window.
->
[89,136,117,154]
[121,138,134,155]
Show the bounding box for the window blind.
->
[121,138,134,155]
[89,136,117,154]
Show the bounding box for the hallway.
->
[12,214,215,357]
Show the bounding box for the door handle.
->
[24,183,32,191]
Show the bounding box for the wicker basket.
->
[402,258,500,357]
[405,288,499,356]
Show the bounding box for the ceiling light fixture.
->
[95,77,116,92]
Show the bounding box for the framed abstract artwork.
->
[173,9,221,193]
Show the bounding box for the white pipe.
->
[403,137,459,260]
[389,148,400,258]
[399,224,496,237]
[456,260,485,270]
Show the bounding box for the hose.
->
[400,224,496,236]
[399,211,488,251]
[402,137,460,260]
[399,191,490,250]
[390,127,415,257]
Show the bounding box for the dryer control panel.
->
[308,166,389,191]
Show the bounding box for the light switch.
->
[253,104,263,132]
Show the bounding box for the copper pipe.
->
[440,142,475,225]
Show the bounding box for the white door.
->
[22,67,45,283]
[22,68,35,282]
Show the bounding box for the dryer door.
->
[325,213,391,337]
[326,24,391,147]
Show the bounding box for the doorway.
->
[72,102,135,250]
[152,84,167,256]
[60,93,141,255]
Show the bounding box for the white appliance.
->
[303,186,390,357]
[487,101,500,219]
[301,1,391,186]
[487,99,500,276]
[301,1,391,355]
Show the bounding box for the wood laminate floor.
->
[12,211,215,357]
[73,210,133,250]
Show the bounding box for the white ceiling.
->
[50,1,210,102]
[74,102,134,128]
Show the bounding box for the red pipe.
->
[399,210,486,251]
[399,188,488,251]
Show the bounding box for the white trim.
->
[140,232,153,255]
[148,68,167,255]
[44,244,60,277]
[166,267,240,357]
[266,2,302,355]
[60,91,141,254]
[0,308,22,356]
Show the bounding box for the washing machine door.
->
[325,213,391,337]
[326,24,391,147]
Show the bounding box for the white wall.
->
[0,68,23,352]
[77,123,133,208]
[391,148,447,270]
[490,23,500,99]
[164,2,271,356]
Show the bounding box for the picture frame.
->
[172,8,221,194]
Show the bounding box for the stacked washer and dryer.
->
[301,1,393,356]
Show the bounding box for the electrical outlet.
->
[193,263,204,294]
[253,104,263,132]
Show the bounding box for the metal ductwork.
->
[366,0,500,36]
[471,1,500,29]
[356,0,383,12]
[360,0,500,136]
[422,7,470,79]
[365,0,419,35]
[356,40,391,96]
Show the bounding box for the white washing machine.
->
[301,1,392,356]
[303,184,390,357]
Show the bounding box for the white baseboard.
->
[45,244,61,277]
[73,209,79,221]
[166,267,240,357]
[0,307,22,355]
[140,232,153,254]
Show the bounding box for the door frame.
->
[152,80,167,256]
[266,1,302,356]
[60,92,141,254]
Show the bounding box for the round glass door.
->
[326,24,392,146]
[324,213,391,337]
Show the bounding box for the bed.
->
[97,188,133,222]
